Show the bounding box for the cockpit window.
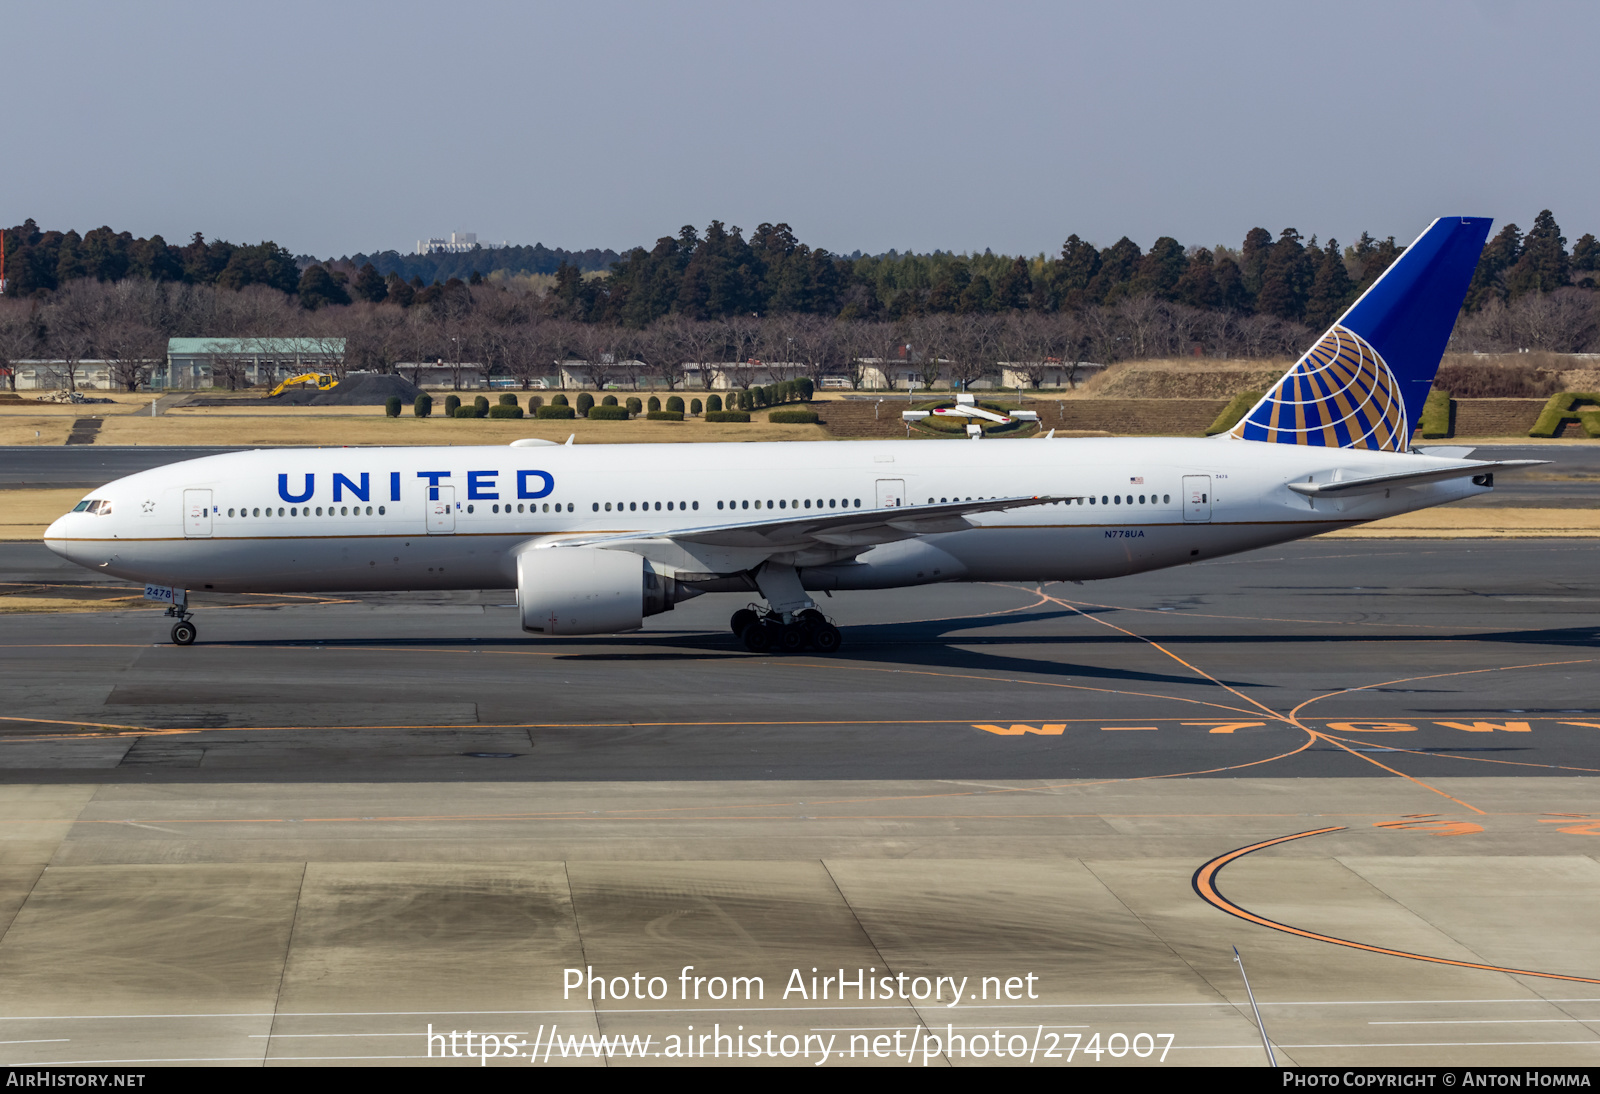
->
[72,501,91,512]
[79,499,112,515]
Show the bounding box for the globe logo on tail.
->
[1231,324,1408,451]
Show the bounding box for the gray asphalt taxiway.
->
[0,504,1598,1064]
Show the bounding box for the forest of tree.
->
[4,212,1599,392]
[342,242,622,284]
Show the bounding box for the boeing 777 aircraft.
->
[44,217,1539,652]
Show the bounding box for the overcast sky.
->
[6,1,1596,259]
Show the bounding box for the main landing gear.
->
[730,606,842,655]
[730,562,841,654]
[164,590,196,645]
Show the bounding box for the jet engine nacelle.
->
[516,547,698,635]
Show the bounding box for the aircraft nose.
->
[43,516,73,561]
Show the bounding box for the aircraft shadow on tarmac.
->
[221,606,1253,689]
[214,608,1600,698]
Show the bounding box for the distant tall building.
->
[415,232,509,255]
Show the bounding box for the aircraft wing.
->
[544,495,1073,552]
[1286,459,1547,497]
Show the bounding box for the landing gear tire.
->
[170,620,197,646]
[740,623,772,653]
[809,622,842,654]
[730,608,759,637]
[777,625,808,653]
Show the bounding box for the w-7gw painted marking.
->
[43,217,1544,652]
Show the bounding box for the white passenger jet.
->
[45,217,1538,652]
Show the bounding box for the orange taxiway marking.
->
[1192,827,1600,985]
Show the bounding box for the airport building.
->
[161,338,347,390]
[414,232,509,255]
[9,360,118,390]
[393,361,490,390]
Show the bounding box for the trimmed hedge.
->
[453,405,479,418]
[413,393,433,418]
[625,397,642,414]
[666,395,684,413]
[690,398,702,415]
[1419,389,1454,438]
[528,395,544,409]
[706,394,723,413]
[587,404,630,420]
[552,393,569,406]
[601,394,618,406]
[647,396,661,412]
[705,410,751,423]
[1205,391,1263,436]
[576,392,595,416]
[498,393,518,407]
[646,410,683,421]
[487,404,524,419]
[473,395,490,414]
[535,404,576,419]
[385,396,402,417]
[768,409,819,424]
[444,394,462,416]
[1530,392,1600,437]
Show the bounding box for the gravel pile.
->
[269,373,425,406]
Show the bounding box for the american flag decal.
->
[1129,477,1144,484]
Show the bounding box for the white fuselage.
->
[42,438,1488,596]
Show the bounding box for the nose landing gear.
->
[164,589,196,645]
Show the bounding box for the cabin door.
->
[1182,475,1212,522]
[875,479,906,508]
[183,489,213,538]
[427,485,457,533]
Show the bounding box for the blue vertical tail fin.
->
[1230,216,1492,451]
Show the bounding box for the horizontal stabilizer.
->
[1286,460,1546,497]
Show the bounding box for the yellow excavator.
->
[268,373,338,398]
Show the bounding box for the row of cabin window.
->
[1038,494,1171,506]
[483,503,578,513]
[716,498,860,511]
[1075,493,1168,505]
[229,505,386,517]
[591,501,701,513]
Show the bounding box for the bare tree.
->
[0,299,41,391]
[999,311,1060,389]
[644,317,690,391]
[906,314,949,391]
[945,313,1001,392]
[754,315,804,384]
[341,303,407,374]
[571,323,622,390]
[717,317,761,392]
[1510,288,1598,352]
[498,322,552,390]
[41,283,101,391]
[301,311,350,381]
[787,314,838,387]
[847,321,908,391]
[98,318,165,391]
[670,318,723,390]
